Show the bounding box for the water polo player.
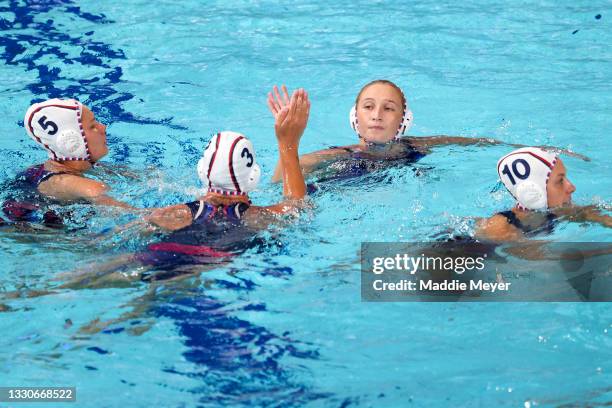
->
[267,81,588,183]
[126,89,310,279]
[476,147,611,242]
[1,98,131,226]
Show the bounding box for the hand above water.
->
[274,88,310,150]
[267,84,290,120]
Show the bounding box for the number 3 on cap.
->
[241,147,253,167]
[501,159,530,185]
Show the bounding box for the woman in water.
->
[475,147,611,242]
[146,89,309,227]
[23,99,129,206]
[267,80,587,183]
[2,98,131,226]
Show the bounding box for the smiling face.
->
[81,106,108,161]
[355,83,404,144]
[547,159,576,208]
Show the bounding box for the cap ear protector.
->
[497,147,558,210]
[24,99,90,161]
[349,86,413,143]
[197,131,261,196]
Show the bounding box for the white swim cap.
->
[197,131,261,196]
[497,147,558,210]
[349,87,413,142]
[24,98,90,161]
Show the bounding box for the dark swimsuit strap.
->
[25,164,69,187]
[185,200,250,223]
[330,139,418,154]
[497,210,557,235]
[329,146,356,153]
[498,211,524,230]
[39,171,64,184]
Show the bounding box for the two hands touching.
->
[267,85,310,199]
[267,84,310,151]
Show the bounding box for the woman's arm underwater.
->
[475,204,611,244]
[555,205,612,228]
[144,204,193,231]
[270,147,353,183]
[407,136,590,161]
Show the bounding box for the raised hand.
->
[274,88,310,149]
[267,85,291,119]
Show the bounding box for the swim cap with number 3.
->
[197,131,261,196]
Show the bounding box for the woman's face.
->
[81,106,108,161]
[547,159,576,208]
[355,83,404,144]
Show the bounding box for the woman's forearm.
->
[279,146,306,199]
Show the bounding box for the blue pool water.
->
[1,0,611,406]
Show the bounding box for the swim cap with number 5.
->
[197,131,261,196]
[24,99,90,161]
[497,147,558,210]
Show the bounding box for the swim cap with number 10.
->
[497,147,558,210]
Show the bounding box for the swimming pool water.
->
[0,0,611,406]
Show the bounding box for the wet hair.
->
[355,79,406,107]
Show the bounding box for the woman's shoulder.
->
[38,172,108,200]
[475,212,523,242]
